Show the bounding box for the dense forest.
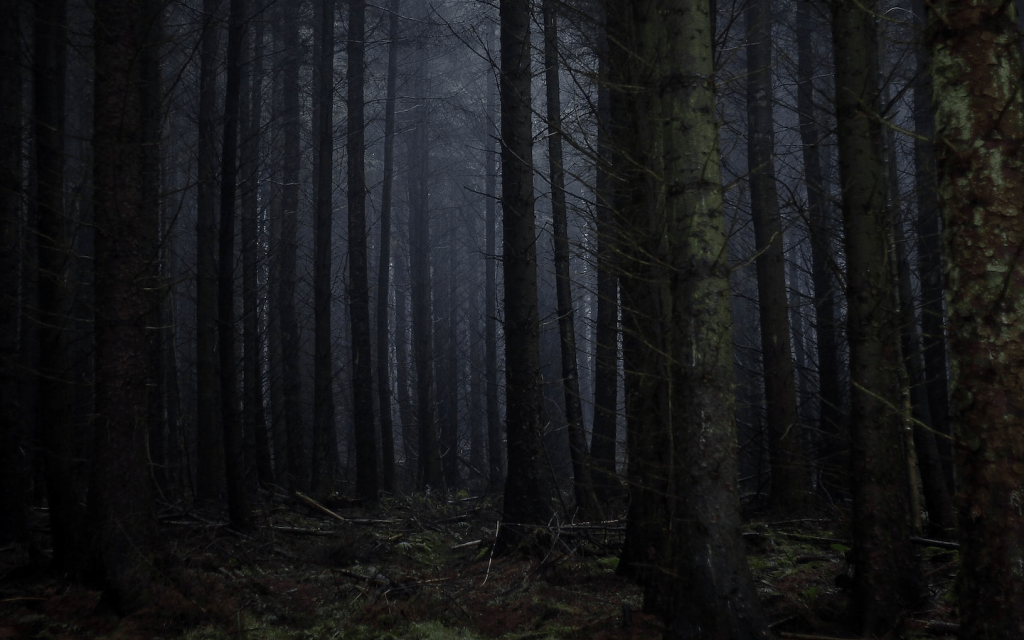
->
[1,0,1023,638]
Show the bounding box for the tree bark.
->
[543,0,600,520]
[347,0,379,506]
[407,11,442,491]
[376,0,401,495]
[796,0,844,500]
[613,0,776,635]
[312,0,338,499]
[929,2,1024,636]
[278,0,306,492]
[89,0,160,609]
[484,35,504,493]
[34,0,87,572]
[589,16,619,505]
[746,0,807,515]
[240,6,273,487]
[0,0,27,547]
[497,0,553,548]
[911,0,953,493]
[832,0,923,632]
[217,0,253,530]
[196,0,224,503]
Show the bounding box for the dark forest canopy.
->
[2,0,1023,637]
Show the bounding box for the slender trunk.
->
[196,0,224,502]
[376,0,401,494]
[0,0,27,546]
[911,0,953,493]
[240,9,273,487]
[312,0,338,498]
[832,0,922,632]
[796,0,844,497]
[394,238,416,481]
[497,0,552,548]
[218,0,253,529]
[929,2,1024,636]
[408,16,441,490]
[590,20,618,504]
[279,0,305,492]
[34,0,86,572]
[348,0,379,505]
[89,0,160,609]
[484,37,504,492]
[543,0,600,520]
[746,0,806,514]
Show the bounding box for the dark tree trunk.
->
[312,0,338,499]
[796,0,844,498]
[0,0,27,546]
[438,224,461,490]
[376,0,401,494]
[589,20,619,505]
[34,0,87,573]
[279,0,306,492]
[497,0,553,548]
[240,8,273,487]
[543,0,600,520]
[484,39,504,493]
[394,237,417,481]
[929,2,1024,636]
[196,0,224,503]
[347,0,379,505]
[613,1,775,636]
[89,0,160,609]
[194,0,226,502]
[832,0,923,632]
[746,0,807,515]
[911,0,953,493]
[217,0,253,529]
[407,16,441,490]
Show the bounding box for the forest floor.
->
[0,490,960,639]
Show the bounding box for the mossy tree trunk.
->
[929,2,1024,637]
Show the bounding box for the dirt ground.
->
[0,492,960,639]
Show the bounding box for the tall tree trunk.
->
[590,18,619,505]
[929,2,1024,637]
[408,14,441,491]
[746,0,807,514]
[89,0,159,609]
[34,0,87,572]
[543,0,600,520]
[497,0,552,549]
[484,38,504,493]
[438,224,461,490]
[279,0,306,492]
[394,236,416,482]
[797,0,844,500]
[376,0,401,494]
[312,0,338,499]
[0,0,27,546]
[196,0,224,502]
[240,7,273,487]
[614,0,775,635]
[347,0,379,506]
[911,0,953,493]
[217,0,253,529]
[832,0,922,632]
